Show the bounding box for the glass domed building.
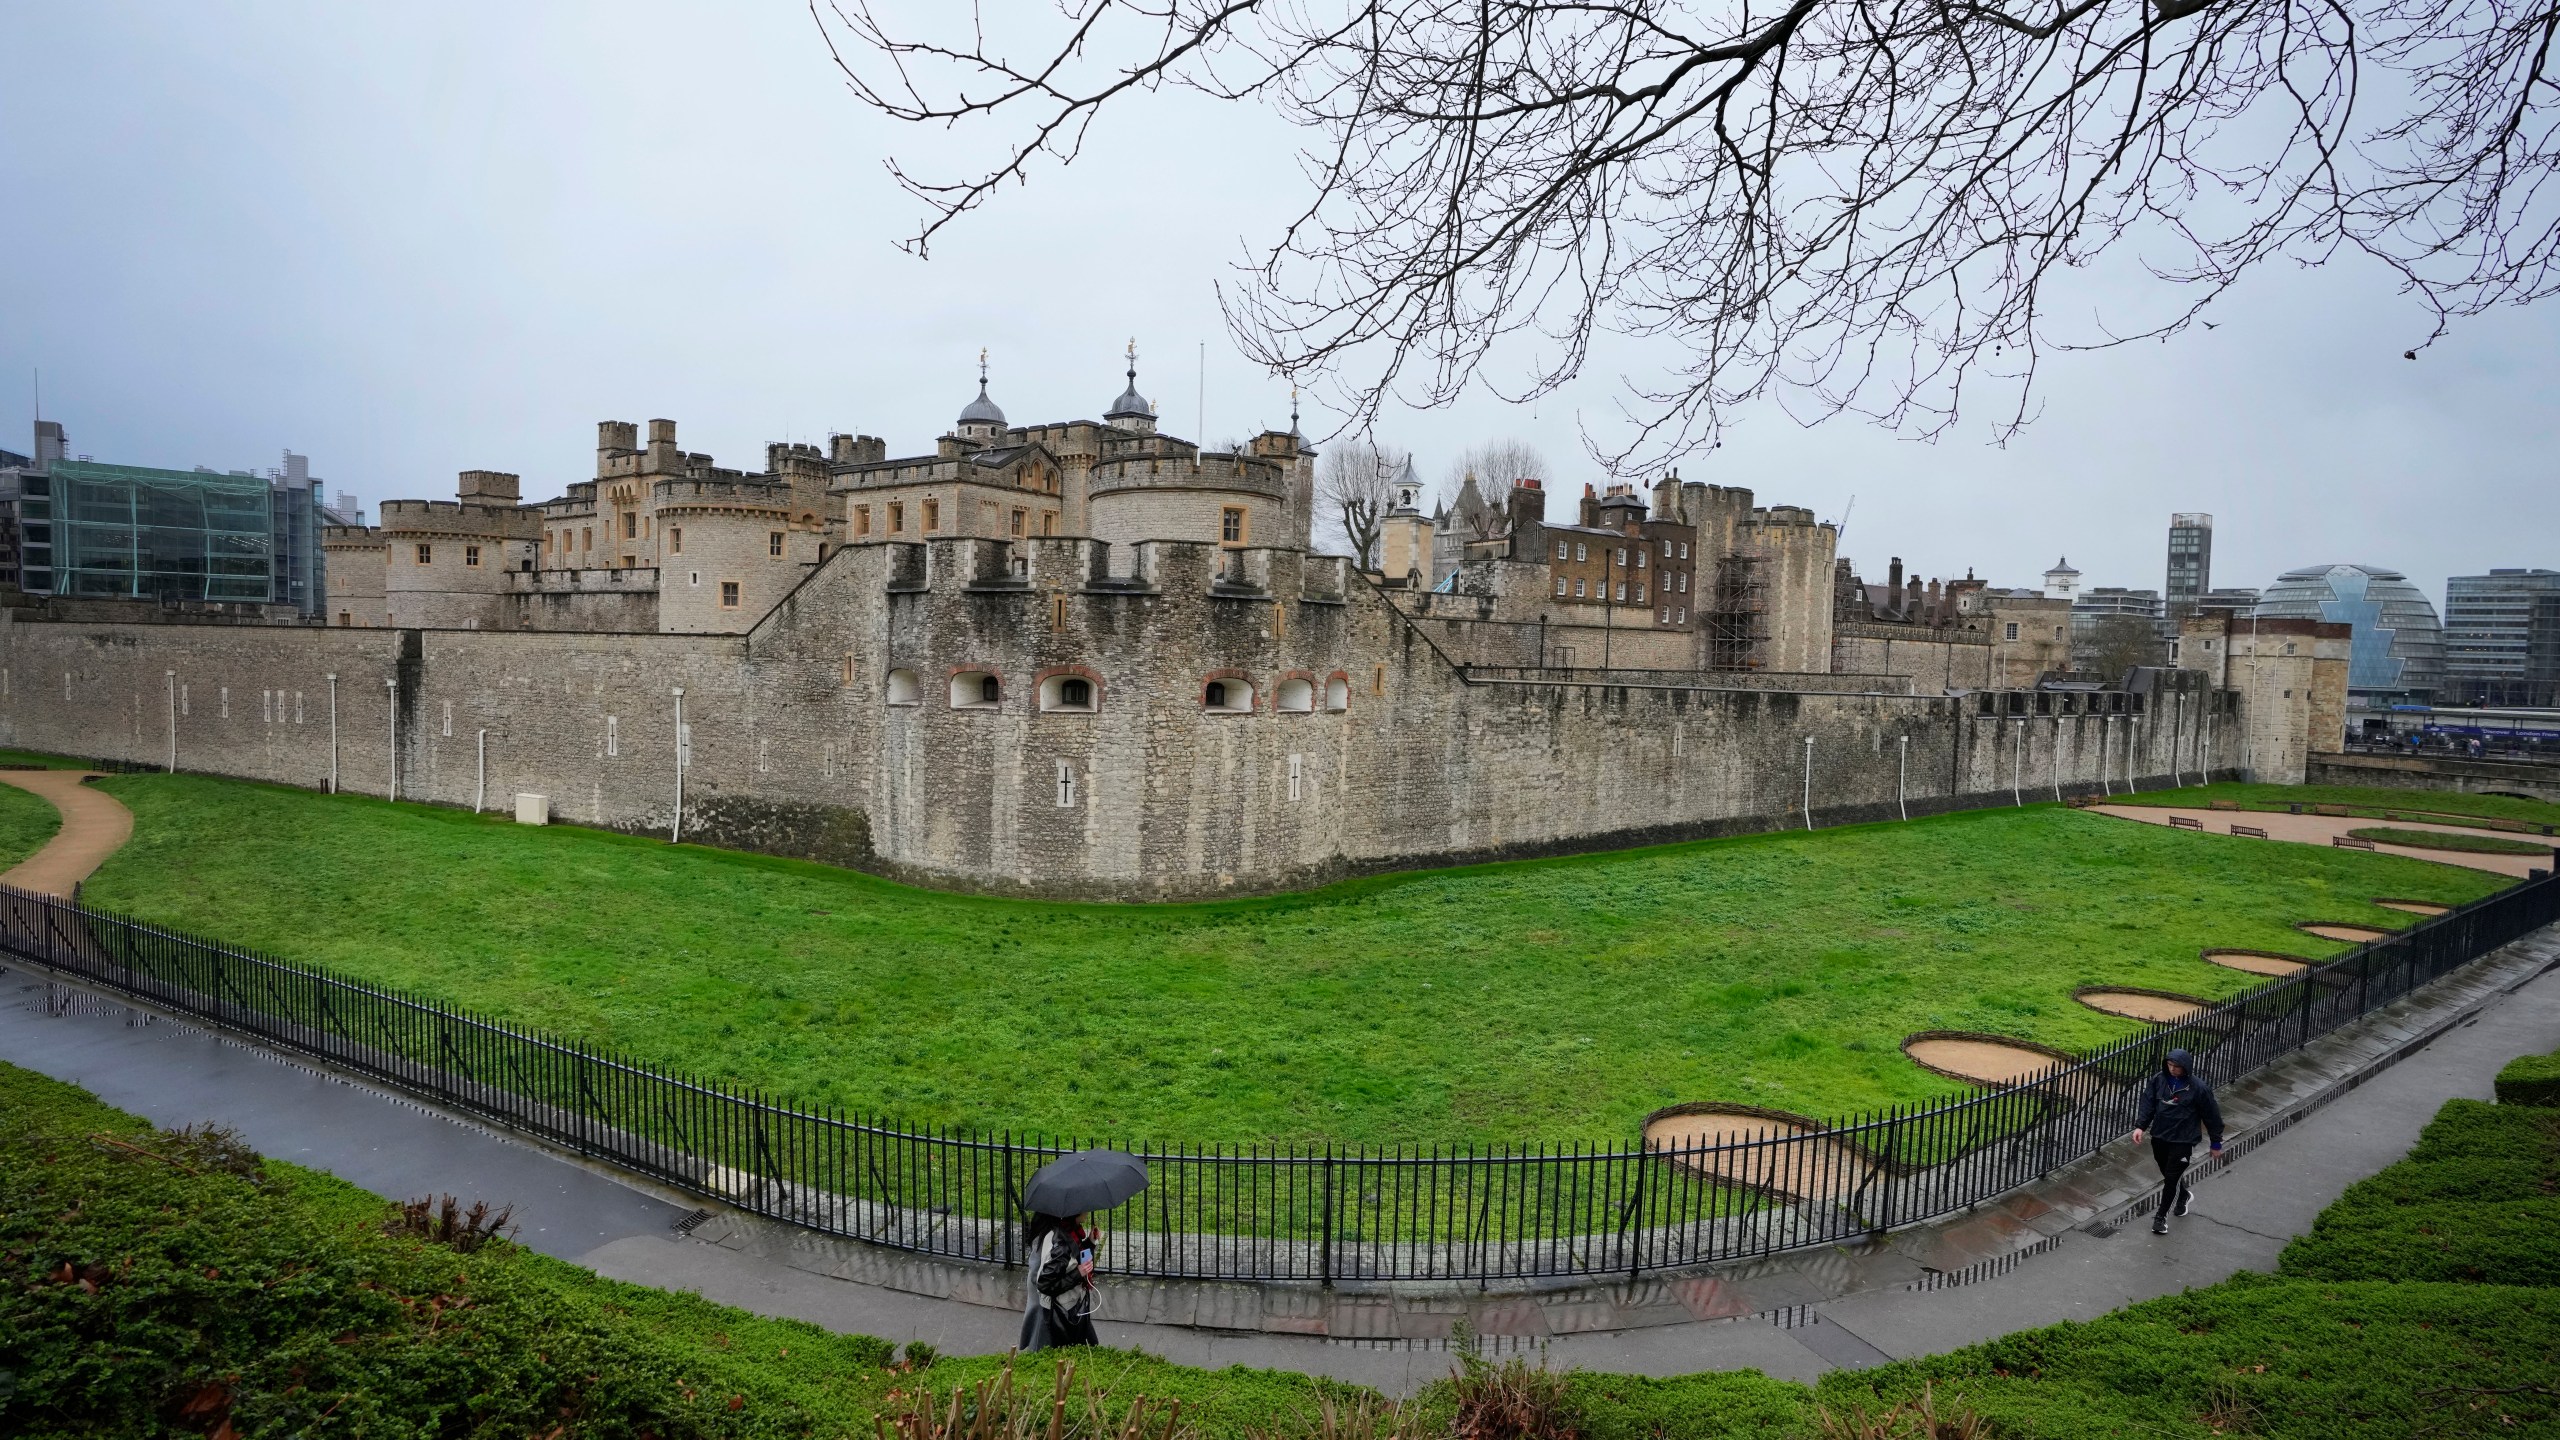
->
[2252,563,2444,708]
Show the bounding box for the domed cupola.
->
[956,348,1007,443]
[1105,339,1156,434]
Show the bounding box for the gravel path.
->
[0,771,134,897]
[2090,803,2553,878]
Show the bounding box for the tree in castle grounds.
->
[818,0,2560,466]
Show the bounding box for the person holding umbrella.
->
[1018,1148,1148,1352]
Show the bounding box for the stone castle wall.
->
[0,537,2240,899]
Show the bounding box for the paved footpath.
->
[4,941,2556,1396]
[0,770,134,897]
[2092,802,2553,879]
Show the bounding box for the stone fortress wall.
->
[0,531,2239,900]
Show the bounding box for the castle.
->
[0,358,2327,899]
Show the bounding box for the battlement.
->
[651,477,793,512]
[828,433,889,466]
[862,535,1348,604]
[1752,505,1823,528]
[376,499,541,538]
[1089,449,1289,499]
[320,525,383,547]
[506,566,662,595]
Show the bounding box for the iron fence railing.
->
[1,871,2550,1284]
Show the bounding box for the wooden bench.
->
[2314,804,2351,817]
[2209,800,2242,811]
[2331,835,2376,850]
[2487,818,2530,833]
[2230,824,2270,839]
[2168,815,2204,830]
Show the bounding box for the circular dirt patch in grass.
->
[2297,921,2392,943]
[2373,898,2451,916]
[1640,1102,1880,1203]
[2202,948,2313,977]
[1902,1031,2076,1086]
[2075,986,2208,1023]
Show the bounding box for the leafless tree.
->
[2081,614,2170,684]
[1316,438,1407,567]
[815,0,2560,469]
[1439,439,1549,536]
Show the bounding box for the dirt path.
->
[2090,804,2552,878]
[0,771,135,897]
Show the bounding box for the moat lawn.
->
[2117,780,2560,829]
[0,774,62,868]
[77,770,2503,1146]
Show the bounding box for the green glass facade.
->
[20,460,307,605]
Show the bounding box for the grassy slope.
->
[73,771,2501,1147]
[0,777,63,871]
[0,1061,1357,1440]
[2119,780,2560,829]
[9,1062,2557,1439]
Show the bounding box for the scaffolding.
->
[1706,552,1769,670]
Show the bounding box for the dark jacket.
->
[2135,1048,2224,1147]
[1031,1220,1095,1309]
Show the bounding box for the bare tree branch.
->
[818,0,2560,466]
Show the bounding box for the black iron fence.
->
[1,872,2551,1284]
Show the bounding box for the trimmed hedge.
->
[2496,1050,2560,1108]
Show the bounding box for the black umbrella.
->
[1021,1149,1150,1216]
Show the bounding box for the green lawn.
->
[70,770,2505,1146]
[0,772,63,870]
[2120,780,2560,830]
[2349,826,2554,856]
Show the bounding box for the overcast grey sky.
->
[3,2,2553,609]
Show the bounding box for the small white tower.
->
[2043,556,2082,601]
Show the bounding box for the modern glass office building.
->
[2442,568,2560,707]
[2254,562,2445,707]
[18,458,323,612]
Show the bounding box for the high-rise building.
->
[2166,513,2212,621]
[2441,568,2560,707]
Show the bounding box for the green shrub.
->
[2495,1051,2560,1109]
[2403,1098,2560,1162]
[1557,1372,1812,1440]
[2280,1199,2560,1286]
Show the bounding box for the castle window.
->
[1635,582,1646,603]
[1555,577,1567,597]
[1010,509,1026,537]
[1574,543,1586,562]
[1203,675,1255,714]
[670,526,683,554]
[1616,548,1628,567]
[1676,607,1686,623]
[1662,539,1671,556]
[949,671,1002,708]
[1574,578,1586,598]
[923,499,939,532]
[581,527,592,552]
[1325,674,1350,712]
[1373,664,1386,695]
[415,543,433,564]
[1051,594,1069,631]
[1659,607,1669,624]
[623,512,637,540]
[1038,672,1099,713]
[465,545,481,568]
[1616,581,1627,602]
[720,580,741,609]
[769,531,785,558]
[606,716,619,758]
[1276,677,1315,713]
[1679,572,1688,593]
[889,503,905,533]
[2004,622,2020,641]
[1041,511,1057,536]
[1679,542,1689,559]
[1635,550,1647,569]
[1556,540,1568,560]
[856,506,872,536]
[1056,760,1077,808]
[885,668,922,705]
[338,611,350,626]
[1287,753,1303,801]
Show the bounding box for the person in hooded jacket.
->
[2130,1046,2223,1235]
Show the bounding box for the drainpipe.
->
[670,686,685,844]
[164,670,177,773]
[475,728,487,813]
[1897,734,1909,821]
[1801,736,1814,831]
[385,675,398,802]
[325,672,338,793]
[2052,716,2064,803]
